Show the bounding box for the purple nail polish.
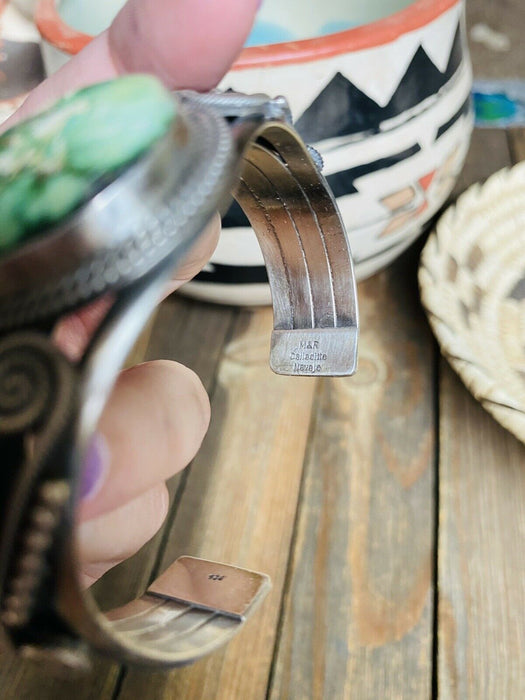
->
[81,434,109,501]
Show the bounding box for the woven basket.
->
[419,162,525,443]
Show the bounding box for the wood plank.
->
[118,306,318,699]
[144,294,237,383]
[92,295,237,611]
[452,128,511,198]
[124,309,159,369]
[0,296,237,698]
[437,122,525,697]
[438,368,525,698]
[269,247,436,699]
[466,0,525,80]
[0,654,120,700]
[507,128,525,165]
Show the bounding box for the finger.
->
[53,296,113,363]
[109,0,260,89]
[78,483,169,587]
[53,213,221,361]
[163,211,221,295]
[11,0,259,124]
[79,359,210,522]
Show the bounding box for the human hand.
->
[6,0,260,587]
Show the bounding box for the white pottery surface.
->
[34,0,473,305]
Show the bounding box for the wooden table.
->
[1,1,525,697]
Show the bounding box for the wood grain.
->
[437,368,525,699]
[0,296,236,698]
[270,252,436,699]
[93,296,237,611]
[437,125,525,698]
[466,0,525,81]
[452,129,511,199]
[4,0,525,693]
[118,307,318,699]
[0,655,120,700]
[507,128,525,165]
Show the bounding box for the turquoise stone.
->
[0,74,176,255]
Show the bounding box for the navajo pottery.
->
[36,0,473,304]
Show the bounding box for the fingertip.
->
[79,359,210,522]
[165,212,221,295]
[109,0,260,90]
[78,482,170,585]
[157,360,211,440]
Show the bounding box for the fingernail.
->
[81,433,110,501]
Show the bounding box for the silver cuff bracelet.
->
[0,89,358,671]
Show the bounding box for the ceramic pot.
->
[36,0,473,305]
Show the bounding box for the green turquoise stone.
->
[0,74,176,255]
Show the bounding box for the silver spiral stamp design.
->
[0,333,56,433]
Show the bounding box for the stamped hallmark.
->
[271,327,358,377]
[289,338,327,374]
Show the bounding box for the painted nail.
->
[80,433,110,501]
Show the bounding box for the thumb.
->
[110,0,260,90]
[9,0,259,124]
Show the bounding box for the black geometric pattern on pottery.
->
[195,263,269,285]
[295,22,463,142]
[436,95,471,139]
[221,141,422,227]
[223,199,251,228]
[326,143,421,198]
[443,23,463,84]
[194,235,419,285]
[295,72,380,142]
[387,46,446,116]
[0,41,45,100]
[221,140,423,228]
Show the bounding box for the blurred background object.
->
[0,0,44,122]
[420,162,525,444]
